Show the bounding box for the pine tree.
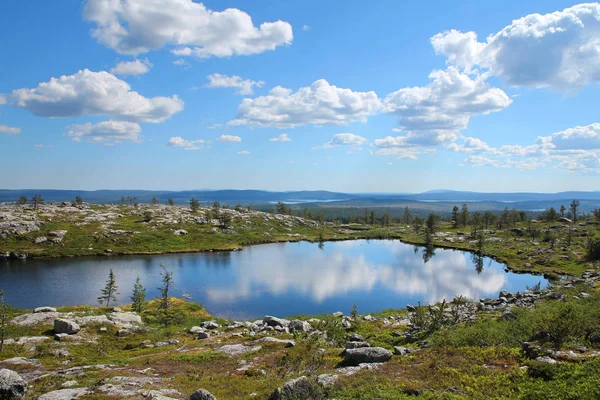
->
[130,276,146,313]
[17,196,28,205]
[151,197,159,205]
[168,198,175,206]
[158,264,173,310]
[0,290,8,353]
[31,194,44,210]
[190,198,200,212]
[98,269,119,307]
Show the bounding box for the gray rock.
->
[189,326,205,334]
[0,369,28,399]
[189,388,217,400]
[345,341,370,349]
[263,316,289,327]
[344,347,392,365]
[288,320,312,333]
[196,332,210,340]
[348,333,364,342]
[48,230,68,237]
[256,337,295,347]
[216,344,261,356]
[536,356,558,364]
[317,374,338,388]
[174,229,188,236]
[54,319,81,335]
[269,376,320,400]
[332,312,343,317]
[201,321,220,330]
[33,307,57,314]
[109,312,143,328]
[38,388,91,400]
[74,315,113,326]
[393,346,414,356]
[11,312,59,326]
[34,236,47,244]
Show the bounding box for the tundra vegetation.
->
[1,200,600,398]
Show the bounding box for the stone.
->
[74,315,113,326]
[269,376,320,400]
[174,229,188,236]
[11,312,60,326]
[344,347,392,366]
[558,217,572,223]
[54,319,81,335]
[33,307,57,314]
[34,236,47,244]
[201,321,220,330]
[216,344,261,356]
[0,369,28,399]
[393,346,414,356]
[256,337,295,347]
[317,374,338,388]
[38,388,91,400]
[197,332,210,340]
[263,316,289,327]
[406,305,416,312]
[341,319,352,328]
[536,356,558,364]
[348,333,364,342]
[288,320,312,332]
[189,326,205,334]
[109,312,143,328]
[345,341,370,349]
[332,312,343,317]
[61,381,78,388]
[48,230,68,237]
[190,388,217,400]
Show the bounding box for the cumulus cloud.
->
[35,144,55,148]
[447,137,501,155]
[206,73,264,95]
[319,133,368,149]
[381,67,511,146]
[460,155,502,168]
[10,69,183,123]
[66,120,141,145]
[230,79,381,128]
[0,124,21,135]
[269,133,291,142]
[302,25,310,31]
[83,0,293,58]
[167,136,205,150]
[110,58,152,75]
[237,150,251,155]
[431,3,600,89]
[0,96,6,105]
[216,134,242,142]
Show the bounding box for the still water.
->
[0,240,547,319]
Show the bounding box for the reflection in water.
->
[0,240,547,319]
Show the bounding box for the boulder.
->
[48,230,67,237]
[317,374,338,388]
[33,237,47,244]
[256,337,295,347]
[348,333,364,342]
[344,347,392,365]
[200,321,220,330]
[189,326,205,334]
[0,369,28,399]
[174,230,188,236]
[558,217,572,223]
[197,332,210,340]
[74,315,113,326]
[269,376,320,400]
[216,344,261,356]
[53,319,81,335]
[38,388,91,400]
[11,312,59,326]
[190,389,217,400]
[332,312,343,318]
[393,346,414,356]
[109,312,143,328]
[263,316,289,328]
[345,341,370,349]
[33,307,57,314]
[288,320,312,333]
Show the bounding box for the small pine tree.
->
[190,198,200,212]
[168,198,175,206]
[130,276,146,313]
[75,195,83,204]
[151,197,159,205]
[158,264,173,310]
[17,196,28,205]
[98,269,119,307]
[0,290,8,353]
[31,194,44,210]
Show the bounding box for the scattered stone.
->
[38,388,91,400]
[155,339,180,348]
[345,341,370,349]
[288,320,312,332]
[33,307,57,314]
[344,347,392,365]
[189,326,205,334]
[269,376,320,400]
[34,236,47,244]
[74,315,113,326]
[109,312,143,328]
[263,316,289,328]
[256,337,295,347]
[393,346,414,356]
[201,321,220,330]
[348,333,364,342]
[536,356,558,364]
[190,388,217,400]
[317,374,338,388]
[61,381,78,388]
[197,332,210,340]
[174,229,188,236]
[11,312,59,326]
[0,369,28,399]
[54,319,81,335]
[216,344,261,356]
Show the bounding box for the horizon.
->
[1,1,600,192]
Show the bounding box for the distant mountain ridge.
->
[1,189,599,205]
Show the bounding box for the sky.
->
[1,0,599,193]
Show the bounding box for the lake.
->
[0,240,547,320]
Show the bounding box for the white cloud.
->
[66,120,141,145]
[269,133,291,142]
[10,69,183,123]
[431,3,600,89]
[229,79,381,128]
[461,155,502,168]
[35,144,54,148]
[447,137,501,155]
[84,0,293,58]
[0,96,6,105]
[206,73,264,95]
[373,147,435,160]
[382,67,511,146]
[302,25,310,31]
[541,123,600,150]
[216,134,242,142]
[110,58,152,75]
[167,136,205,150]
[0,124,21,135]
[237,150,251,155]
[316,133,368,149]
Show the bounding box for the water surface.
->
[0,240,547,319]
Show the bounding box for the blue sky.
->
[1,0,599,193]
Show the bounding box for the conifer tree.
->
[130,276,146,313]
[98,269,119,307]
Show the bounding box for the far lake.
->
[0,240,547,320]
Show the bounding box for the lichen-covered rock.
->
[33,307,57,314]
[11,312,59,326]
[344,347,392,365]
[0,369,28,399]
[269,376,321,400]
[189,388,216,400]
[37,388,90,400]
[109,312,143,328]
[53,319,81,335]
